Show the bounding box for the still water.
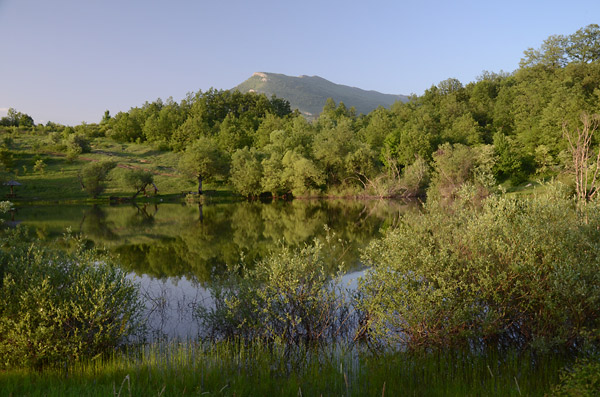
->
[6,199,417,339]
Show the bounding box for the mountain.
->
[233,72,409,117]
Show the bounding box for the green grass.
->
[0,131,233,203]
[0,340,570,396]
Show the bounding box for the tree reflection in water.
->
[13,199,418,338]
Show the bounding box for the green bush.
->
[65,133,91,153]
[0,228,143,369]
[357,183,600,352]
[79,160,116,198]
[551,360,600,396]
[198,239,352,346]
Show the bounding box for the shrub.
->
[79,160,116,198]
[0,228,143,369]
[65,133,91,153]
[357,183,600,352]
[197,239,352,346]
[399,156,430,197]
[0,148,15,170]
[33,158,46,174]
[66,144,82,162]
[551,360,600,396]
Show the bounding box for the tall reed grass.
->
[0,339,570,396]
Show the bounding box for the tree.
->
[562,112,600,202]
[123,169,154,199]
[0,108,34,127]
[178,137,229,194]
[520,24,600,68]
[281,150,324,196]
[230,147,263,197]
[79,161,117,198]
[101,110,111,124]
[109,110,144,142]
[520,34,568,69]
[566,24,600,64]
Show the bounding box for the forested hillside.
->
[233,72,409,117]
[2,24,600,199]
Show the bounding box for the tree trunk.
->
[197,174,203,195]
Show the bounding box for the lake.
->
[4,199,418,339]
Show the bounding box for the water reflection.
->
[134,274,210,341]
[10,199,416,281]
[7,199,419,339]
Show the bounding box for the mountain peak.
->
[252,72,269,81]
[234,73,408,117]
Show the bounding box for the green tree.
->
[109,110,144,142]
[123,169,154,199]
[566,23,600,63]
[0,108,34,127]
[79,161,117,198]
[493,132,528,183]
[520,34,568,69]
[230,147,263,197]
[178,137,229,194]
[101,110,111,124]
[281,150,325,196]
[217,113,252,154]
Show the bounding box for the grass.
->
[0,340,571,396]
[0,130,233,203]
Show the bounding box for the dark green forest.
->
[3,24,600,199]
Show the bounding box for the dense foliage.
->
[3,24,600,199]
[197,238,352,346]
[358,184,600,352]
[0,228,143,369]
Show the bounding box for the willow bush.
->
[197,239,353,346]
[357,183,600,352]
[0,228,144,369]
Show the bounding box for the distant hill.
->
[233,72,409,117]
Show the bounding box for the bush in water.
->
[0,228,144,369]
[197,239,353,346]
[358,183,600,352]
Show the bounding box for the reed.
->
[0,340,571,396]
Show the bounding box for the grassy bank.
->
[0,340,570,396]
[0,130,233,203]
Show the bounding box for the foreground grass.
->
[0,340,570,396]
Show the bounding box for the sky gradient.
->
[1,0,599,125]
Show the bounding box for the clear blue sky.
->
[1,0,598,125]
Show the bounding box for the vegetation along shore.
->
[2,25,600,395]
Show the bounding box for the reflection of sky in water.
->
[341,269,365,291]
[133,269,367,340]
[131,274,213,341]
